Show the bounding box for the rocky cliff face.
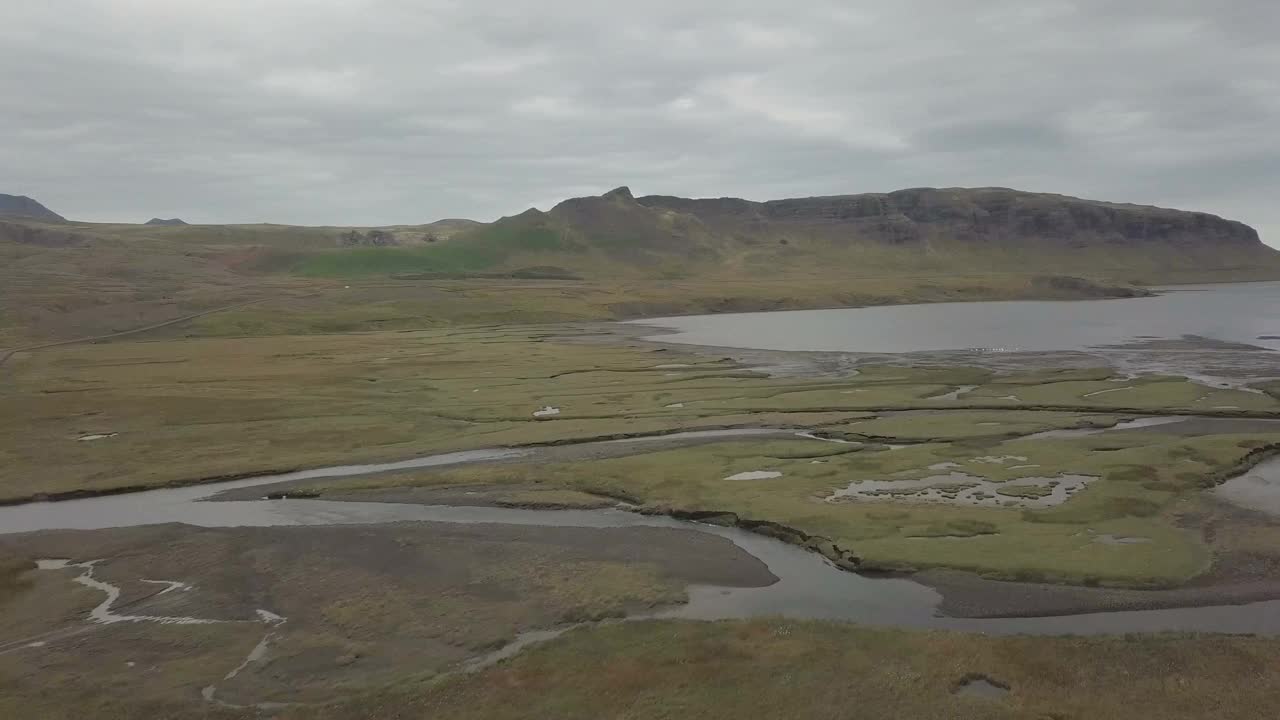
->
[637,187,1262,250]
[0,194,66,222]
[455,185,1276,280]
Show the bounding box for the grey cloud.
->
[1,0,1277,247]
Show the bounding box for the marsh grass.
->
[313,423,1277,585]
[293,620,1280,720]
[5,328,1277,583]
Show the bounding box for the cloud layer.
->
[2,0,1277,244]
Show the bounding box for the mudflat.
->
[0,521,773,715]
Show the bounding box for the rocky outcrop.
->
[447,185,1277,280]
[0,194,65,222]
[637,187,1263,250]
[340,229,399,246]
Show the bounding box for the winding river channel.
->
[7,430,1280,637]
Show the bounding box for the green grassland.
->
[1,203,1240,348]
[7,326,1278,587]
[316,427,1279,586]
[6,192,1280,718]
[9,181,1280,350]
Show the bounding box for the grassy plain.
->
[8,524,1280,718]
[5,201,1280,718]
[297,620,1280,720]
[5,327,1276,500]
[2,207,1165,347]
[0,522,771,717]
[6,325,1278,587]
[316,427,1279,586]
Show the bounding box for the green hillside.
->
[292,186,1280,283]
[4,185,1279,345]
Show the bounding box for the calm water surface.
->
[633,282,1280,353]
[8,443,1280,636]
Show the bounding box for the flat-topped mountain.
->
[2,184,1277,344]
[145,217,188,226]
[635,187,1261,249]
[0,193,65,222]
[430,186,1275,282]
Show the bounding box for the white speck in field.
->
[77,433,118,442]
[725,471,782,481]
[973,456,1028,465]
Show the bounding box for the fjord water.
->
[633,282,1280,353]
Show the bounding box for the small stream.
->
[7,431,1280,636]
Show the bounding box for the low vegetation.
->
[0,558,31,605]
[5,188,1280,718]
[7,324,1275,586]
[0,522,769,717]
[296,619,1280,720]
[5,327,1275,507]
[317,425,1280,586]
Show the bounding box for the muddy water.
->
[955,677,1010,700]
[1215,455,1280,517]
[1022,416,1190,440]
[825,472,1096,509]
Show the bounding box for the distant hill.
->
[348,185,1275,283]
[0,194,65,222]
[4,185,1279,343]
[145,218,187,226]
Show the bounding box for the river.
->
[7,433,1280,637]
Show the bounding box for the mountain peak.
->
[0,193,66,222]
[602,186,634,200]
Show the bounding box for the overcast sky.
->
[2,1,1278,245]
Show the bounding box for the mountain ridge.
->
[439,185,1275,282]
[3,185,1278,345]
[0,193,65,222]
